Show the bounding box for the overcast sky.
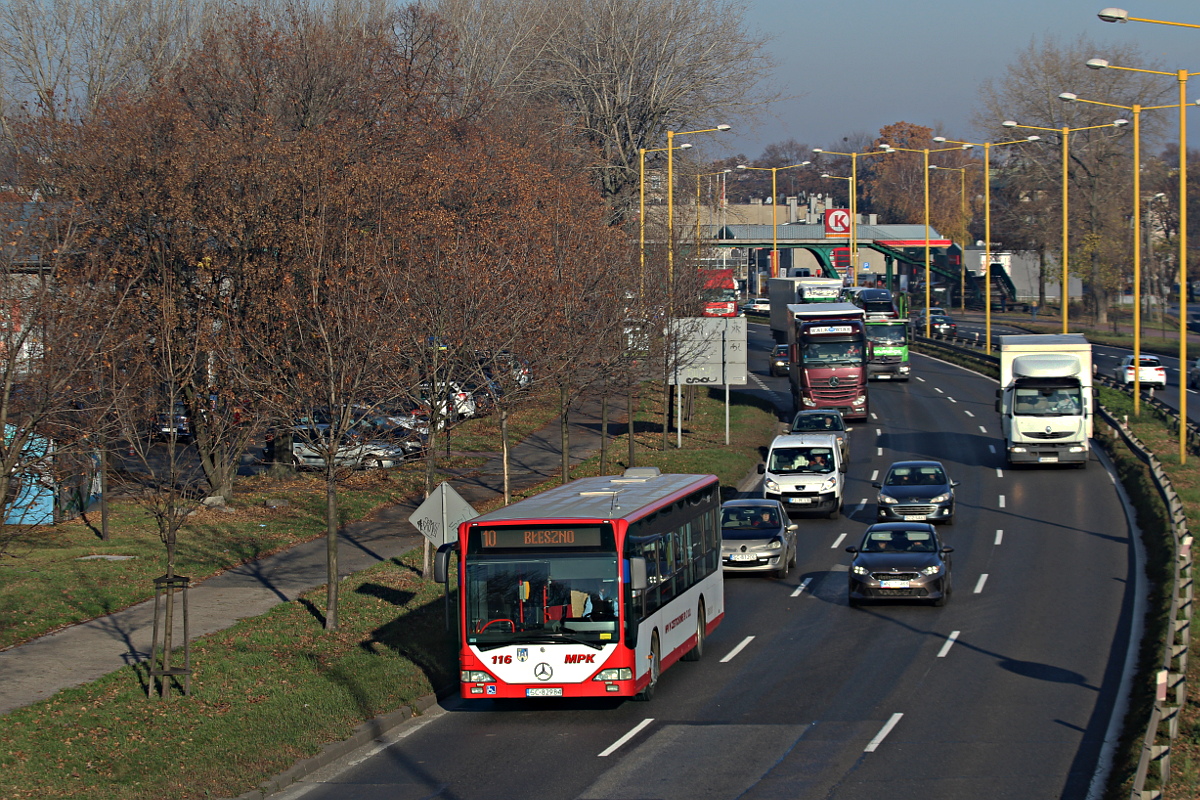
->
[719,0,1200,160]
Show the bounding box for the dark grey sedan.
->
[846,522,953,606]
[720,498,798,579]
[874,460,958,524]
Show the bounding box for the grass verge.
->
[0,384,779,799]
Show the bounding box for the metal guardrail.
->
[914,331,1192,799]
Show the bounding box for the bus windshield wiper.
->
[510,631,605,650]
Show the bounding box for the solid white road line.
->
[831,532,847,548]
[720,636,756,663]
[599,718,655,757]
[865,713,904,753]
[791,577,812,598]
[936,631,961,658]
[995,529,1003,545]
[974,574,989,594]
[998,495,1006,508]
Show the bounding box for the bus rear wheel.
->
[635,633,661,701]
[681,602,705,662]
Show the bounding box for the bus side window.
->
[643,538,662,613]
[704,507,720,574]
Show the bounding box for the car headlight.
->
[766,538,783,550]
[820,477,837,491]
[878,494,899,504]
[852,565,869,575]
[764,479,780,492]
[929,492,951,503]
[921,565,942,576]
[461,670,495,683]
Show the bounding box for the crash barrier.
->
[914,334,1192,800]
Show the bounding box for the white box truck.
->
[995,334,1092,467]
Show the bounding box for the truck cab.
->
[787,302,869,421]
[996,335,1092,467]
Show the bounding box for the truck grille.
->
[810,386,860,403]
[1024,430,1072,440]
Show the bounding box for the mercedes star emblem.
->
[829,376,840,387]
[534,663,553,681]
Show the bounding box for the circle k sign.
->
[825,209,851,236]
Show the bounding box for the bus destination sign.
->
[479,526,603,549]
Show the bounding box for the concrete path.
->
[0,393,627,715]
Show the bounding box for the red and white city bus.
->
[435,467,723,700]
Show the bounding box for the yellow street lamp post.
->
[639,142,691,298]
[1001,116,1131,335]
[811,148,895,285]
[873,142,976,338]
[930,135,1043,352]
[735,161,811,279]
[928,163,982,312]
[1086,42,1200,462]
[666,125,731,307]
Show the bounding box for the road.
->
[273,322,1140,800]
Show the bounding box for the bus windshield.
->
[802,340,863,365]
[465,555,620,650]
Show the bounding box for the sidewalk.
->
[0,393,626,716]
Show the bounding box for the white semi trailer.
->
[995,334,1092,467]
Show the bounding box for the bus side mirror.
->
[433,542,457,584]
[629,557,648,591]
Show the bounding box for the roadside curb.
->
[230,688,450,800]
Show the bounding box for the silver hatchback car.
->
[720,498,798,579]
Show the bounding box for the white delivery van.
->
[758,433,846,519]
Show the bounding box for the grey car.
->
[874,460,957,524]
[789,409,849,459]
[846,522,954,606]
[769,344,790,377]
[720,498,798,579]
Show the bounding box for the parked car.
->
[719,498,797,579]
[150,403,192,442]
[417,381,477,420]
[846,522,954,606]
[289,425,411,470]
[788,409,849,460]
[1114,354,1167,390]
[769,344,790,377]
[873,460,958,524]
[741,297,770,314]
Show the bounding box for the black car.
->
[846,522,954,606]
[769,344,790,377]
[928,315,957,337]
[873,460,958,524]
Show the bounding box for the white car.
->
[418,381,477,419]
[741,298,770,314]
[290,425,412,470]
[1114,355,1167,390]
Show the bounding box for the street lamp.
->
[1085,51,1200,462]
[735,161,811,279]
[666,125,731,307]
[931,134,1042,352]
[820,172,857,283]
[929,163,982,312]
[811,148,895,285]
[639,142,691,298]
[1098,7,1200,28]
[873,141,975,338]
[1001,115,1129,335]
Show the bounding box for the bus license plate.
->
[789,497,812,504]
[903,514,927,520]
[526,687,562,697]
[730,554,758,561]
[880,580,911,589]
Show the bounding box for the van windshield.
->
[767,447,835,474]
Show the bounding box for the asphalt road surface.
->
[273,324,1140,800]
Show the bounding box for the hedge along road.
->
[268,331,1141,800]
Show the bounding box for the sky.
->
[719,0,1200,161]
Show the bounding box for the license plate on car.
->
[729,553,758,561]
[526,687,562,697]
[789,497,812,504]
[880,580,911,589]
[1038,456,1058,463]
[903,514,927,520]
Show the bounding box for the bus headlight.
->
[594,668,633,681]
[462,670,495,683]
